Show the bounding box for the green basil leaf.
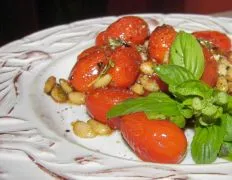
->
[226,96,232,115]
[107,92,182,119]
[221,114,232,141]
[170,80,213,99]
[169,115,186,128]
[191,124,225,164]
[155,64,195,86]
[170,31,204,79]
[219,142,232,161]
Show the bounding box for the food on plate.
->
[44,15,232,164]
[200,47,218,87]
[85,88,135,125]
[148,24,177,64]
[44,76,85,104]
[44,76,56,94]
[72,119,112,138]
[193,31,231,52]
[96,16,149,46]
[69,46,110,92]
[121,112,187,163]
[108,46,141,88]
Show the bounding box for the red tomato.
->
[107,117,122,130]
[96,31,108,46]
[193,31,231,52]
[85,88,135,127]
[108,46,141,88]
[148,25,177,64]
[96,16,149,46]
[121,112,187,164]
[69,46,110,92]
[201,47,218,87]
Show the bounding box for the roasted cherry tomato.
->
[69,46,110,92]
[193,31,231,52]
[108,46,141,88]
[96,31,108,46]
[148,24,177,64]
[120,112,187,164]
[96,16,149,46]
[201,47,218,87]
[85,88,135,127]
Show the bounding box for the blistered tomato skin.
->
[69,46,110,92]
[193,31,231,52]
[96,31,108,46]
[148,25,177,64]
[85,88,135,126]
[201,47,218,87]
[96,16,149,46]
[121,112,187,164]
[108,46,141,88]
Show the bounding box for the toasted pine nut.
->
[228,82,232,94]
[140,61,155,75]
[51,85,68,102]
[163,50,169,64]
[139,75,159,92]
[143,80,159,92]
[216,76,228,92]
[227,51,232,63]
[44,76,56,94]
[87,119,112,135]
[144,40,149,48]
[220,57,232,68]
[59,79,73,93]
[93,74,112,88]
[131,83,144,95]
[72,121,96,138]
[140,52,148,61]
[68,92,86,105]
[226,67,232,81]
[218,63,228,76]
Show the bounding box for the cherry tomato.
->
[120,112,187,164]
[148,25,177,64]
[85,88,135,126]
[108,46,141,88]
[201,47,218,87]
[107,117,122,130]
[96,16,149,46]
[69,46,110,92]
[193,31,231,52]
[96,31,108,46]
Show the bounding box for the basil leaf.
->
[226,96,232,115]
[170,80,213,99]
[155,64,195,86]
[107,92,182,119]
[191,124,225,164]
[170,115,186,128]
[219,142,232,161]
[170,31,204,79]
[221,114,232,141]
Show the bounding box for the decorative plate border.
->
[1,14,232,180]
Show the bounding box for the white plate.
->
[1,14,232,180]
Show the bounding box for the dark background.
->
[1,0,232,46]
